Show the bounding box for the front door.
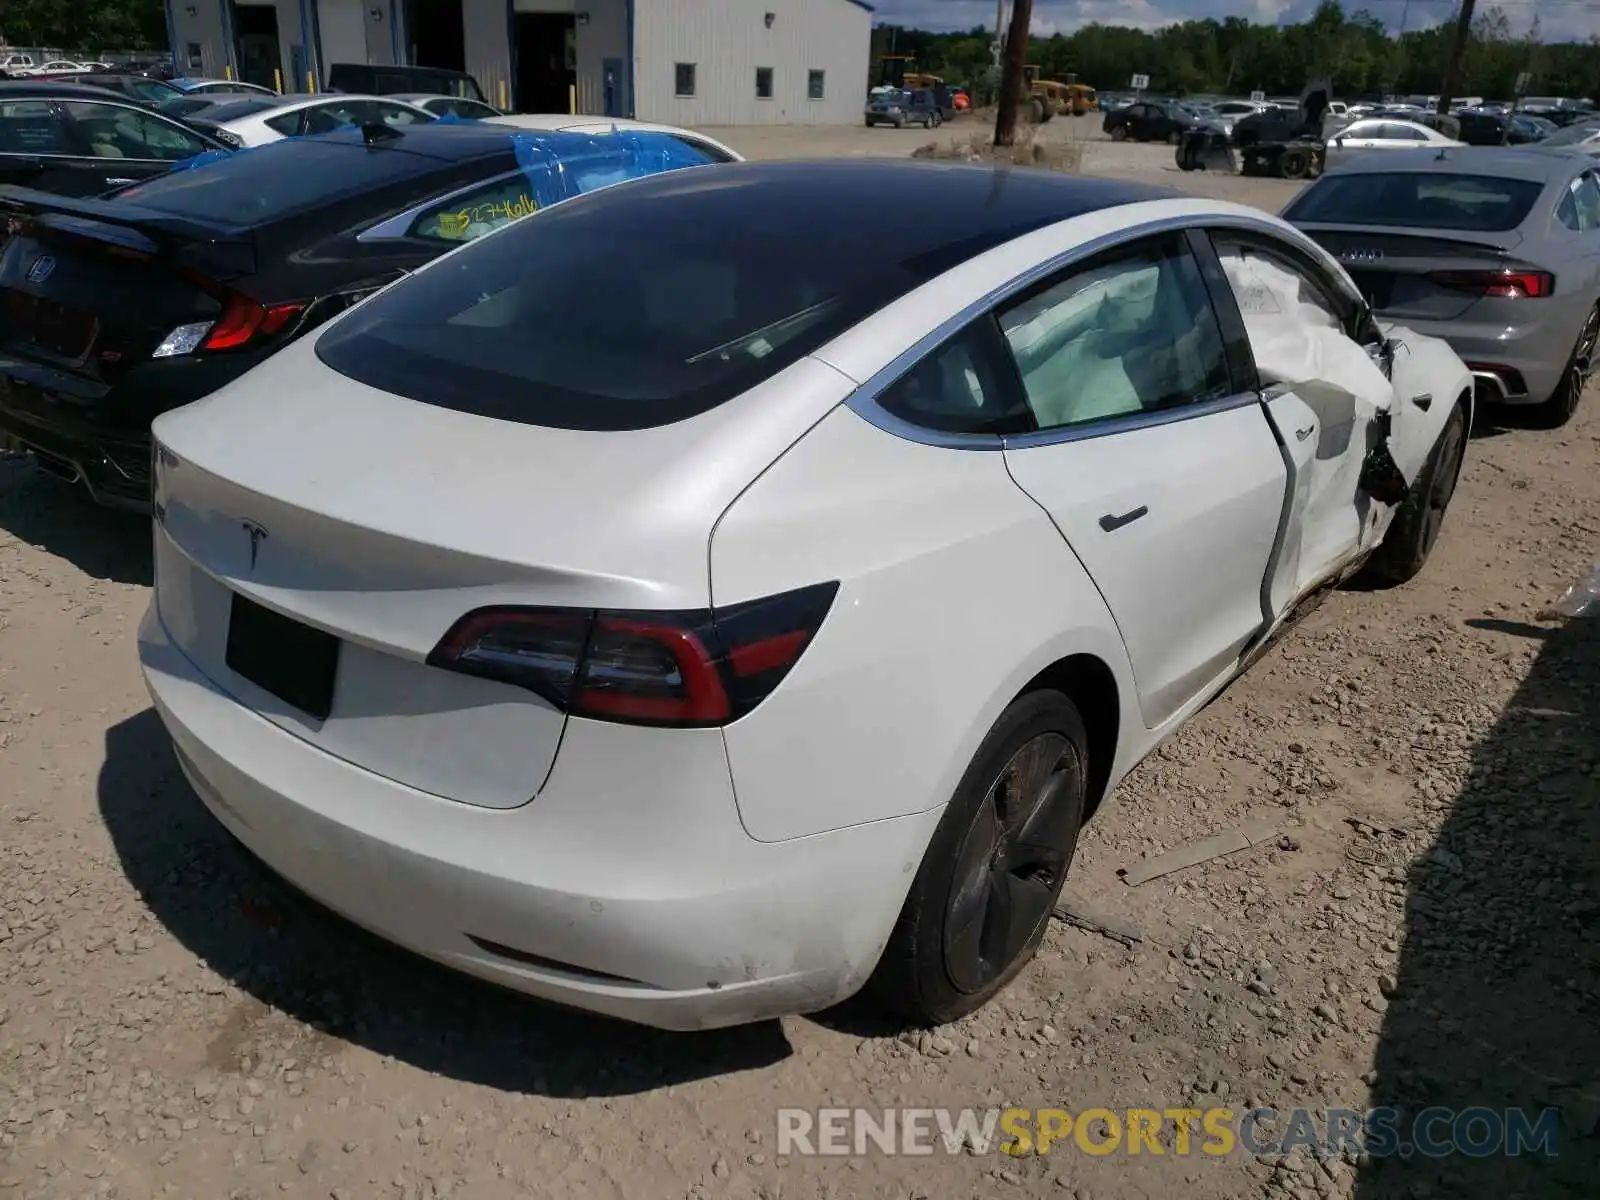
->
[602,57,623,117]
[996,232,1287,728]
[1207,231,1392,613]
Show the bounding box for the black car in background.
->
[1455,110,1546,145]
[1102,100,1211,143]
[327,62,487,104]
[0,83,230,196]
[0,122,722,507]
[24,72,187,109]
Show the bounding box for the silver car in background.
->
[1285,146,1600,426]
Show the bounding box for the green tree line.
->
[873,0,1600,102]
[1,0,168,52]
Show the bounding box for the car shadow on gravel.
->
[1355,612,1600,1199]
[0,456,150,585]
[97,708,793,1096]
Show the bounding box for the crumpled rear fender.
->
[1381,323,1474,481]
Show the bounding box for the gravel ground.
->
[2,124,1597,1200]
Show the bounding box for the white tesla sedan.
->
[138,162,1472,1031]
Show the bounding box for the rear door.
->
[998,231,1287,727]
[58,97,217,189]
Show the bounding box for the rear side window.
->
[1286,172,1545,232]
[0,100,70,153]
[114,138,451,223]
[264,110,302,135]
[409,174,538,243]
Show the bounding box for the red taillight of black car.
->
[426,582,839,727]
[198,293,307,351]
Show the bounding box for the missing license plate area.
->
[225,593,340,721]
[5,292,96,361]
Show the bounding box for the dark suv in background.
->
[326,63,486,104]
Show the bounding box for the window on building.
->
[808,70,825,100]
[755,67,774,100]
[674,63,696,98]
[186,43,203,71]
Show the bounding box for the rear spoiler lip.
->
[0,184,250,243]
[1293,219,1523,253]
[0,185,256,280]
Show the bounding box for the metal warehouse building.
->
[166,0,871,123]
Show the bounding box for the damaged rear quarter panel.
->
[1381,325,1474,482]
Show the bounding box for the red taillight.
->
[198,294,307,352]
[1428,268,1554,298]
[425,583,839,728]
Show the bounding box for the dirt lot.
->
[2,125,1597,1200]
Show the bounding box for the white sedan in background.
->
[214,92,435,146]
[1326,118,1463,166]
[138,162,1472,1031]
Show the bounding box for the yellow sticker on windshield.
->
[434,193,538,241]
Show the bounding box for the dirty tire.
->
[1279,147,1311,179]
[1530,303,1599,429]
[870,690,1088,1026]
[1109,124,1128,141]
[932,110,943,127]
[1358,400,1468,588]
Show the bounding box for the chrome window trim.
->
[357,167,528,242]
[1002,390,1262,449]
[844,211,1303,451]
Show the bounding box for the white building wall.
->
[317,0,368,73]
[169,1,232,79]
[633,0,869,125]
[463,0,514,110]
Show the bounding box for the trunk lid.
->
[0,189,254,390]
[149,338,855,806]
[1300,224,1526,321]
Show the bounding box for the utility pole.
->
[991,0,1006,105]
[993,0,1034,145]
[1436,0,1476,113]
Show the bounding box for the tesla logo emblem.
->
[1339,248,1384,263]
[25,254,55,284]
[242,520,269,569]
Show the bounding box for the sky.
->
[869,0,1600,43]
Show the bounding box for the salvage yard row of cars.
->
[0,74,1596,1031]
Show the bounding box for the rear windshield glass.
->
[186,97,276,122]
[315,163,1054,431]
[1286,172,1545,232]
[112,138,451,223]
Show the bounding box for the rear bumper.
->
[0,401,150,509]
[1389,311,1575,406]
[137,601,940,1031]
